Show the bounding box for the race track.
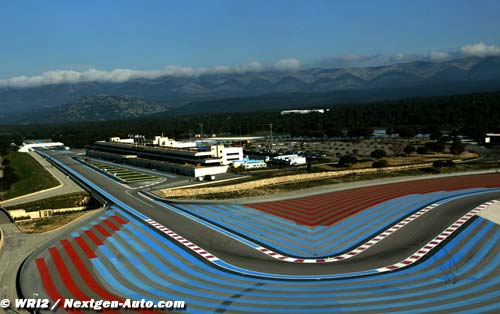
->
[19,151,500,313]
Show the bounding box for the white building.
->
[18,140,66,153]
[152,136,243,165]
[211,145,243,165]
[485,133,500,145]
[273,154,307,166]
[233,158,267,169]
[153,136,198,148]
[109,137,135,144]
[242,161,267,169]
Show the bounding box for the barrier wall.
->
[87,149,228,177]
[156,163,434,198]
[8,206,87,220]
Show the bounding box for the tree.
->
[417,146,428,155]
[391,141,406,156]
[347,127,373,139]
[370,149,387,159]
[338,155,358,167]
[403,145,416,155]
[425,141,445,153]
[435,141,446,153]
[430,129,443,141]
[372,159,389,168]
[396,127,417,138]
[450,138,465,155]
[433,160,455,168]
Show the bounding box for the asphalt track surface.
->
[19,150,500,313]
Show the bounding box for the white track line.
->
[144,200,498,266]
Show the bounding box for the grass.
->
[5,191,100,212]
[1,150,59,200]
[86,160,159,183]
[16,210,94,234]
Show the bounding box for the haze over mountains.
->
[1,56,500,124]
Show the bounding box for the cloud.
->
[429,51,452,61]
[389,42,500,64]
[460,42,500,57]
[242,61,264,72]
[3,42,499,89]
[389,53,422,63]
[318,54,383,68]
[391,51,455,63]
[274,58,301,71]
[0,67,209,89]
[0,60,293,89]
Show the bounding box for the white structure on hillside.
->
[19,140,66,153]
[280,109,328,115]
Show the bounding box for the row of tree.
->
[0,90,498,148]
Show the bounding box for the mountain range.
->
[1,56,500,123]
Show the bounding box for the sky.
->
[1,0,500,87]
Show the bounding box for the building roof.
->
[210,136,265,141]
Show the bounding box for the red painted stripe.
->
[103,219,120,231]
[246,173,500,226]
[60,239,153,314]
[62,239,123,301]
[95,224,111,237]
[35,258,82,314]
[74,236,96,259]
[111,215,127,225]
[49,247,91,301]
[84,230,103,246]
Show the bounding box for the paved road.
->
[0,152,83,207]
[38,151,500,275]
[22,201,500,313]
[0,207,103,314]
[220,169,500,205]
[15,150,500,313]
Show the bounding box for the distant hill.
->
[5,96,167,124]
[177,79,500,114]
[1,56,500,116]
[4,78,500,124]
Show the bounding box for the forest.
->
[0,90,499,149]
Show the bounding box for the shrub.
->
[372,160,389,168]
[338,155,358,167]
[403,145,416,155]
[433,160,455,168]
[370,149,387,159]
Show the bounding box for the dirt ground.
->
[16,211,94,234]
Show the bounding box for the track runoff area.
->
[17,151,500,313]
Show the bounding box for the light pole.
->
[269,123,273,150]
